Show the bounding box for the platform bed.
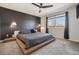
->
[16,38,55,55]
[16,32,55,54]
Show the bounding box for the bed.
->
[16,32,55,54]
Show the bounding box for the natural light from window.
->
[48,14,65,28]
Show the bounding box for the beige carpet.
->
[0,39,79,55]
[31,39,79,55]
[0,41,23,55]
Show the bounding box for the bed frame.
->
[16,38,55,55]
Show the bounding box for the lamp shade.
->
[10,22,17,28]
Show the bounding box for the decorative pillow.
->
[20,30,31,34]
[30,29,36,33]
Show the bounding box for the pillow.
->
[30,29,36,33]
[20,30,31,34]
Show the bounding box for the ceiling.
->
[0,3,76,17]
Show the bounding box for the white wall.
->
[68,5,79,42]
[41,16,46,33]
[41,5,79,42]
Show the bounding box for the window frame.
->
[48,14,65,28]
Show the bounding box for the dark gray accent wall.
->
[0,7,40,40]
[0,10,1,39]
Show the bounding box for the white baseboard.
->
[69,39,79,43]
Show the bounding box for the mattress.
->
[17,32,54,48]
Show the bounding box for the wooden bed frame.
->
[0,38,16,43]
[16,38,55,55]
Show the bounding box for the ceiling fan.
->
[32,3,53,13]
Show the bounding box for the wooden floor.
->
[0,38,79,55]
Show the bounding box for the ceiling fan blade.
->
[32,3,41,8]
[42,5,53,8]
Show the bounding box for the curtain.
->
[64,12,69,39]
[46,17,49,33]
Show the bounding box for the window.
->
[48,18,56,27]
[48,14,65,27]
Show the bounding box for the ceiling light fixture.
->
[39,8,41,13]
[32,3,53,13]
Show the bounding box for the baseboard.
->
[69,39,79,43]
